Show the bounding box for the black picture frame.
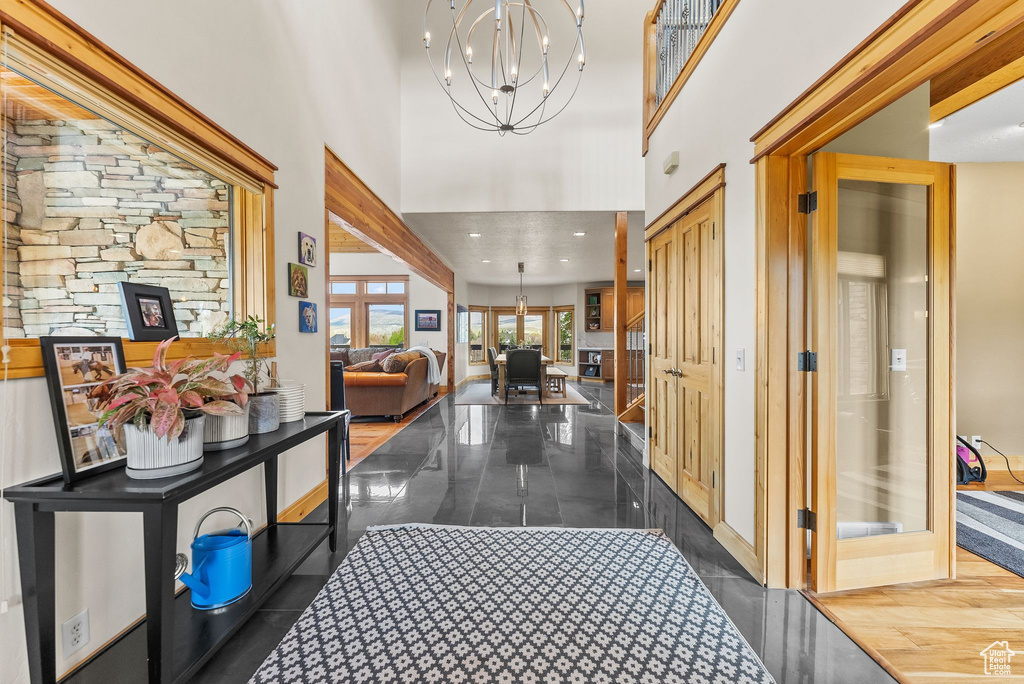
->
[414,309,442,331]
[118,282,178,341]
[40,336,128,484]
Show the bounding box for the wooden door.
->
[674,200,717,526]
[626,288,645,320]
[600,287,615,331]
[648,228,679,490]
[809,152,952,593]
[601,350,615,380]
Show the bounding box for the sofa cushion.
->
[372,348,396,363]
[346,348,376,365]
[346,359,382,373]
[330,349,350,365]
[344,372,409,387]
[382,351,421,374]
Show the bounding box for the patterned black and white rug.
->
[251,525,774,683]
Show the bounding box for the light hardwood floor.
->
[810,474,1024,683]
[347,394,445,470]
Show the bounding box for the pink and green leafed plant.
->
[96,337,253,441]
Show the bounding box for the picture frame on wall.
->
[117,282,178,341]
[289,263,309,297]
[39,337,128,484]
[298,232,316,267]
[414,309,441,332]
[299,301,318,333]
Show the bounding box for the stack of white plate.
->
[268,382,306,423]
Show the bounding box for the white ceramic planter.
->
[124,414,206,479]
[203,403,250,450]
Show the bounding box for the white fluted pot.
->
[124,414,206,480]
[203,403,250,450]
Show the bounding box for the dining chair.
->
[505,348,543,405]
[487,346,500,395]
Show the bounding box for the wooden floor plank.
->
[347,394,445,470]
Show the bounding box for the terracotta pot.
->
[203,403,250,450]
[124,414,206,480]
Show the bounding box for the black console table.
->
[4,411,348,684]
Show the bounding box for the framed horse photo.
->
[39,337,128,484]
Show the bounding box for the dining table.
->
[495,352,554,399]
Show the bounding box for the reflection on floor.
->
[809,545,1024,683]
[346,392,445,470]
[67,381,894,684]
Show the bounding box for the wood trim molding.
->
[325,146,454,294]
[713,521,763,584]
[750,0,1024,160]
[278,480,328,523]
[645,164,726,241]
[642,0,741,155]
[929,20,1024,121]
[613,212,629,415]
[0,0,277,186]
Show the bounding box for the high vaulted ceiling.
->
[403,211,645,286]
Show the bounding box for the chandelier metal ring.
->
[423,0,586,136]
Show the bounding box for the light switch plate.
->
[735,349,745,372]
[891,348,907,372]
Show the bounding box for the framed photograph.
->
[288,263,309,297]
[456,305,468,344]
[299,301,318,333]
[117,282,178,341]
[298,232,317,267]
[40,337,128,484]
[415,309,441,332]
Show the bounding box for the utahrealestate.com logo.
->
[980,641,1015,676]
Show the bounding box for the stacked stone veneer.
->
[2,117,231,338]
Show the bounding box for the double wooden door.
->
[648,195,722,527]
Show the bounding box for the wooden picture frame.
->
[40,336,128,484]
[415,310,441,332]
[118,282,178,342]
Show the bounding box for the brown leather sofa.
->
[331,348,446,421]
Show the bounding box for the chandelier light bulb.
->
[423,0,586,135]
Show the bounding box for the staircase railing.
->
[624,310,646,410]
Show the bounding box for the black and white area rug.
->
[957,490,1024,578]
[251,525,774,683]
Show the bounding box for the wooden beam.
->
[447,291,456,392]
[930,20,1024,120]
[324,146,454,294]
[328,224,376,253]
[613,211,629,416]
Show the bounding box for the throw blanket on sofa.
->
[406,345,441,385]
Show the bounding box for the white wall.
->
[1,2,405,681]
[329,252,449,376]
[399,0,648,214]
[644,0,908,544]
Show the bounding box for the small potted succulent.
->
[96,338,251,479]
[207,316,279,434]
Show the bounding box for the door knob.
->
[673,368,682,377]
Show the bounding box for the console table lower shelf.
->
[4,411,348,684]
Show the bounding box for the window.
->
[491,308,549,356]
[328,276,408,348]
[0,24,275,376]
[554,306,574,364]
[468,306,487,365]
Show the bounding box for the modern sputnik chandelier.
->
[423,0,586,135]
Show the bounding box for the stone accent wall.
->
[3,117,231,338]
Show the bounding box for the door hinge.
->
[648,259,652,272]
[712,471,715,488]
[648,426,653,439]
[797,508,817,531]
[648,343,652,355]
[797,351,817,372]
[712,222,716,239]
[798,191,818,214]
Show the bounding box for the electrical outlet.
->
[62,608,90,659]
[972,435,983,450]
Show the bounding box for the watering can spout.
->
[174,553,211,599]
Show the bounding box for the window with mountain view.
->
[328,276,408,348]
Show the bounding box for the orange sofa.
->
[331,348,446,421]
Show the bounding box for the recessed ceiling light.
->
[481,259,491,263]
[560,258,570,262]
[468,232,481,237]
[572,231,586,237]
[634,269,641,273]
[929,119,945,129]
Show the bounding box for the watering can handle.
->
[193,507,253,540]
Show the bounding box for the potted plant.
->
[96,338,251,479]
[207,315,279,434]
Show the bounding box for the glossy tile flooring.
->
[70,381,894,683]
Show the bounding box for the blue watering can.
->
[174,507,253,610]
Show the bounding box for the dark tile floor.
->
[69,381,894,683]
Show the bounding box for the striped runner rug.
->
[957,490,1024,577]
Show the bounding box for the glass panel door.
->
[809,152,952,593]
